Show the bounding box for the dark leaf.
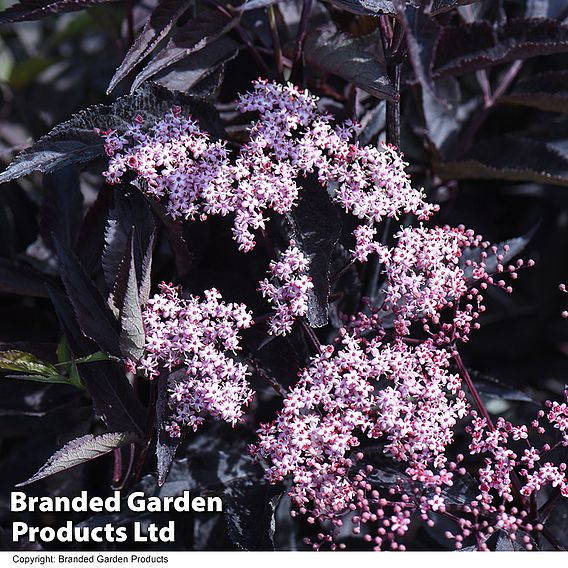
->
[437,130,568,186]
[0,258,48,297]
[493,530,527,551]
[130,8,240,92]
[155,368,184,486]
[47,283,145,435]
[75,186,114,278]
[422,77,480,155]
[498,71,568,113]
[473,374,535,403]
[324,0,409,17]
[54,237,121,357]
[41,166,84,249]
[0,83,224,184]
[526,0,568,19]
[118,238,145,362]
[139,232,155,307]
[398,5,441,101]
[153,36,240,93]
[429,1,482,15]
[0,0,117,25]
[460,229,534,280]
[223,477,281,550]
[327,0,474,17]
[0,350,58,376]
[17,432,137,486]
[107,0,192,93]
[288,181,342,328]
[147,199,193,276]
[102,186,155,299]
[304,28,397,100]
[433,19,568,78]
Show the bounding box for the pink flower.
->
[138,283,254,431]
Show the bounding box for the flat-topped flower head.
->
[138,283,254,433]
[101,80,436,255]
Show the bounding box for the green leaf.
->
[4,373,82,387]
[68,363,83,388]
[57,336,72,365]
[0,350,59,376]
[74,351,112,364]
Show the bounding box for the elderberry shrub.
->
[0,0,567,554]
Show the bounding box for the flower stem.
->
[453,350,495,431]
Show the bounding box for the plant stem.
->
[453,351,495,430]
[361,23,401,306]
[268,5,283,80]
[301,318,321,354]
[291,0,313,81]
[386,65,401,149]
[491,60,523,103]
[453,349,529,506]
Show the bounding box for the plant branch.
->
[453,350,495,430]
[268,5,284,80]
[291,0,313,80]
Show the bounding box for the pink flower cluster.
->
[258,242,313,335]
[251,333,467,519]
[101,80,435,255]
[138,283,254,433]
[377,225,533,341]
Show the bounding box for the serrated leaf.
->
[398,4,441,102]
[130,8,239,92]
[107,0,192,93]
[429,0,481,15]
[498,70,568,113]
[327,0,473,17]
[0,83,224,184]
[47,283,145,435]
[433,19,568,78]
[0,350,59,376]
[304,28,397,100]
[153,36,240,93]
[103,186,155,300]
[17,432,137,486]
[288,181,342,328]
[119,237,145,361]
[437,122,568,186]
[139,232,155,307]
[324,0,408,16]
[156,368,184,486]
[41,166,84,249]
[54,236,121,357]
[223,477,281,551]
[0,0,118,25]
